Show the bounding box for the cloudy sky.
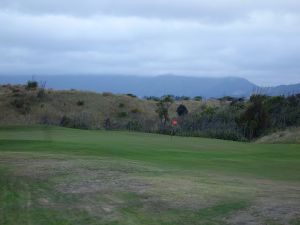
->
[0,0,300,85]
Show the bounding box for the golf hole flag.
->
[171,119,178,126]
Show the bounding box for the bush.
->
[77,100,84,106]
[144,96,160,101]
[194,96,202,101]
[60,115,72,127]
[10,98,31,114]
[131,108,141,114]
[176,96,190,100]
[176,104,188,117]
[119,103,125,108]
[126,121,142,131]
[26,80,38,90]
[102,92,113,97]
[118,112,128,118]
[127,93,137,98]
[60,113,92,129]
[37,89,46,99]
[104,118,111,130]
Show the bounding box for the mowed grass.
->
[0,126,300,225]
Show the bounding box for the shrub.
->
[176,96,190,100]
[103,92,113,97]
[104,118,111,130]
[12,87,21,93]
[118,112,128,118]
[77,100,84,106]
[37,89,46,99]
[26,80,38,90]
[11,98,25,109]
[127,93,137,98]
[10,98,31,114]
[60,115,72,127]
[119,103,125,108]
[131,108,141,114]
[194,96,202,101]
[144,96,160,101]
[126,121,142,131]
[176,104,188,117]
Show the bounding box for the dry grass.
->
[0,85,211,129]
[1,151,299,224]
[256,127,300,144]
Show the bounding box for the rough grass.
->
[256,127,300,144]
[0,126,300,225]
[0,85,208,129]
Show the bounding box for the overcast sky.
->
[0,0,300,86]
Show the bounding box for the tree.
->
[194,96,202,101]
[176,104,188,117]
[155,96,174,131]
[26,80,38,90]
[239,95,270,139]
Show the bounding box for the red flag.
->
[171,119,178,126]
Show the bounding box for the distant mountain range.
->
[1,75,300,98]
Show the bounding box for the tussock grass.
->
[256,127,300,144]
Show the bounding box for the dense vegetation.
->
[170,94,300,141]
[1,83,299,141]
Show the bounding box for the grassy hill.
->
[0,85,208,130]
[1,84,300,142]
[0,126,300,225]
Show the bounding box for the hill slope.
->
[0,84,207,129]
[256,127,300,144]
[262,83,300,96]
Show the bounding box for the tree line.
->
[6,81,300,141]
[154,94,300,141]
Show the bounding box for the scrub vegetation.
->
[1,84,300,141]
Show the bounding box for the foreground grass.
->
[0,126,300,225]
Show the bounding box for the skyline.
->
[0,0,300,86]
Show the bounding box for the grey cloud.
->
[1,0,300,22]
[0,1,300,85]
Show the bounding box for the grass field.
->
[0,126,299,225]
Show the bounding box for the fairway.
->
[0,126,300,225]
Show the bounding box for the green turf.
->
[0,126,299,224]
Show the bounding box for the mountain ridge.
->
[0,75,299,98]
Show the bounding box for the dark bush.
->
[119,103,125,108]
[104,118,111,130]
[144,96,160,101]
[194,96,203,101]
[118,112,128,118]
[37,89,46,99]
[127,93,137,98]
[10,97,31,114]
[26,80,38,90]
[126,121,142,131]
[176,104,188,117]
[131,108,141,114]
[77,100,84,106]
[60,115,72,127]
